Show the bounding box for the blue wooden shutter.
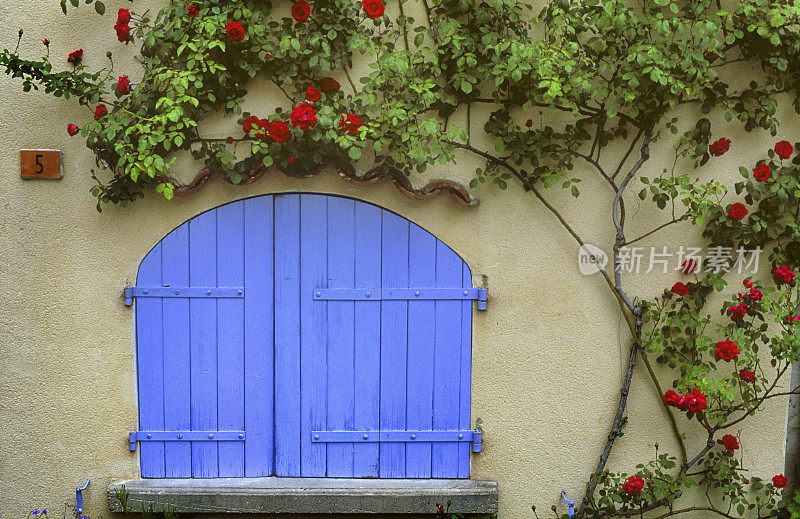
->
[134,198,274,478]
[133,194,478,479]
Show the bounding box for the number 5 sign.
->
[21,150,63,179]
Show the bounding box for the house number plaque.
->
[21,150,63,179]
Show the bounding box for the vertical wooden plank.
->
[353,202,381,478]
[380,212,409,477]
[274,194,301,477]
[136,244,165,478]
[217,201,245,477]
[432,242,463,478]
[161,227,192,478]
[325,197,356,477]
[458,265,473,478]
[189,210,219,478]
[244,196,275,476]
[406,226,437,478]
[300,194,328,476]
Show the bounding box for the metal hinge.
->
[124,286,245,306]
[311,429,483,453]
[129,430,245,451]
[313,288,488,310]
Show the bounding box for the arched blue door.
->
[130,194,484,478]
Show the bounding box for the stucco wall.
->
[0,1,794,518]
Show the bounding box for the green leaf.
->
[94,1,104,15]
[348,146,362,160]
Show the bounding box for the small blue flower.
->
[33,510,39,515]
[41,511,47,515]
[81,515,87,519]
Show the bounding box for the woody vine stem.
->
[4,0,800,517]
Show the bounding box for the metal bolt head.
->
[238,290,243,295]
[146,434,152,439]
[363,434,369,440]
[366,292,371,298]
[143,289,149,295]
[177,434,183,439]
[206,290,212,295]
[410,434,416,440]
[239,434,244,439]
[175,290,180,295]
[415,291,420,297]
[208,433,214,439]
[314,435,320,440]
[316,292,321,297]
[463,291,468,296]
[458,433,464,439]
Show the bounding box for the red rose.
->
[226,21,246,41]
[187,4,199,17]
[753,163,771,182]
[743,278,754,288]
[290,103,317,130]
[525,119,533,128]
[288,157,295,165]
[684,388,707,413]
[67,124,79,136]
[773,474,788,489]
[748,288,763,302]
[680,258,698,275]
[319,77,340,92]
[226,136,234,144]
[773,265,796,285]
[116,8,131,26]
[716,434,740,452]
[291,1,311,22]
[117,75,131,95]
[269,120,292,143]
[728,203,748,220]
[94,104,108,121]
[714,340,740,362]
[242,115,261,134]
[305,87,321,102]
[115,23,132,44]
[67,49,83,65]
[739,369,756,383]
[775,140,793,160]
[43,38,49,47]
[670,282,690,296]
[621,475,644,496]
[727,303,748,320]
[662,390,684,408]
[339,113,364,135]
[362,0,385,18]
[709,137,731,157]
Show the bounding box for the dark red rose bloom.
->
[115,23,132,44]
[680,258,698,275]
[339,113,364,135]
[684,388,707,413]
[67,49,83,65]
[773,474,788,489]
[662,390,684,408]
[67,124,79,136]
[291,1,311,22]
[709,137,731,157]
[744,278,754,288]
[775,140,793,160]
[739,369,756,383]
[117,8,131,26]
[94,104,108,121]
[117,75,131,95]
[622,475,644,495]
[753,163,771,182]
[773,265,796,285]
[714,340,740,362]
[288,157,295,165]
[728,303,748,320]
[670,282,690,296]
[319,77,340,92]
[226,21,246,41]
[748,288,763,302]
[362,0,385,18]
[728,203,748,220]
[226,136,234,144]
[242,115,261,134]
[305,86,321,102]
[717,434,740,452]
[269,120,292,142]
[290,103,317,130]
[43,38,50,46]
[525,119,533,128]
[186,4,199,17]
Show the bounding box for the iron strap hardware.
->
[311,430,483,453]
[124,287,245,306]
[129,431,245,451]
[313,288,488,310]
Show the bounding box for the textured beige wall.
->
[0,1,793,519]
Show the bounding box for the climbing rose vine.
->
[5,0,800,518]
